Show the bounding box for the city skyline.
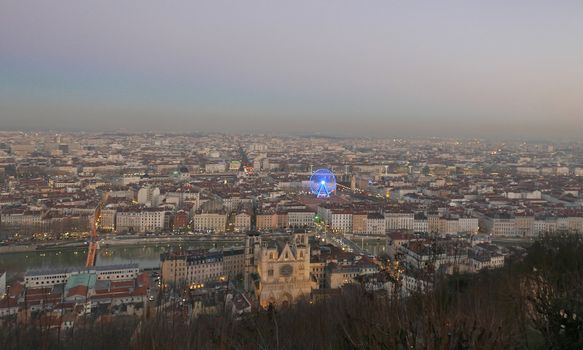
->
[2,1,583,139]
[2,2,583,347]
[1,128,583,348]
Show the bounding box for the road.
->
[315,222,369,255]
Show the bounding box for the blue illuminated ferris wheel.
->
[310,169,337,198]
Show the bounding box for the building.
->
[245,233,315,308]
[173,209,189,229]
[94,264,140,281]
[0,271,6,299]
[160,249,241,285]
[359,271,398,297]
[402,271,433,296]
[100,208,117,231]
[24,264,140,288]
[481,215,517,236]
[413,219,428,233]
[0,295,18,318]
[137,186,160,207]
[468,252,504,272]
[516,215,535,237]
[327,265,361,289]
[385,212,414,231]
[287,210,315,228]
[160,252,188,285]
[21,264,141,316]
[59,268,148,315]
[309,258,327,289]
[229,160,241,172]
[115,209,142,232]
[468,244,505,272]
[327,262,378,289]
[534,219,556,235]
[399,241,447,270]
[25,270,70,288]
[387,231,412,258]
[458,217,479,234]
[427,214,440,234]
[234,211,252,232]
[0,210,43,228]
[140,208,166,232]
[192,212,227,233]
[438,218,459,235]
[275,212,288,229]
[222,247,245,279]
[365,213,385,236]
[256,213,276,231]
[352,213,368,234]
[115,208,166,233]
[222,196,248,213]
[329,210,352,233]
[205,162,226,173]
[186,252,224,284]
[64,273,97,303]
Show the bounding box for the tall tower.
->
[244,232,262,291]
[293,232,309,247]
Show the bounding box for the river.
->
[0,236,389,281]
[0,241,244,281]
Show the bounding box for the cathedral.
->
[245,233,316,308]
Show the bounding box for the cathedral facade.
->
[245,233,316,308]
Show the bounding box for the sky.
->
[1,1,583,139]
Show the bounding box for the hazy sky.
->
[1,1,583,138]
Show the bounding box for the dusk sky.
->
[1,1,583,138]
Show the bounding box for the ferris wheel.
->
[310,168,336,198]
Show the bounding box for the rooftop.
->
[65,273,97,291]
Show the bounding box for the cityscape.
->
[2,1,583,349]
[1,132,582,348]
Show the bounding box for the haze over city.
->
[2,1,583,138]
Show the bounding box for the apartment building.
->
[222,248,245,279]
[287,210,315,228]
[186,252,224,284]
[330,210,353,233]
[256,212,276,231]
[384,212,414,231]
[352,213,368,234]
[192,212,227,233]
[234,212,251,232]
[116,208,166,233]
[365,213,385,236]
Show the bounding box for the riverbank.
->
[0,234,248,254]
